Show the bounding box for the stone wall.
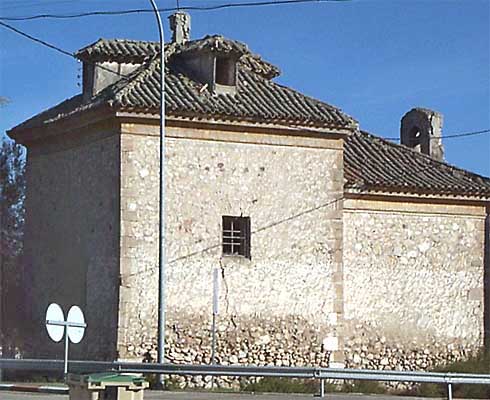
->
[21,125,120,360]
[343,197,486,371]
[136,312,331,389]
[16,115,487,373]
[117,121,345,364]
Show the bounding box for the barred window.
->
[222,216,251,259]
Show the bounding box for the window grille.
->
[222,216,251,259]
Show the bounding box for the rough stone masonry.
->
[115,120,487,386]
[9,108,488,388]
[343,198,485,374]
[117,122,345,370]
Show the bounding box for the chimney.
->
[400,108,444,161]
[169,12,191,44]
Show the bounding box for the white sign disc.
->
[45,303,65,342]
[67,305,86,344]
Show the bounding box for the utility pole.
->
[147,0,166,389]
[484,212,490,355]
[0,204,3,382]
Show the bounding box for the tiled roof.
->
[9,37,490,198]
[344,131,490,197]
[15,37,355,131]
[178,35,249,56]
[75,36,280,78]
[76,38,160,64]
[107,57,352,126]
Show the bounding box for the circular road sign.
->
[45,303,65,342]
[67,305,86,344]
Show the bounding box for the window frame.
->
[222,215,251,259]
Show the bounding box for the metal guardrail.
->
[1,358,489,399]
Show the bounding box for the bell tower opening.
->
[400,108,444,161]
[409,127,422,153]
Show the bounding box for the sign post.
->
[210,269,220,389]
[211,268,220,367]
[45,303,86,375]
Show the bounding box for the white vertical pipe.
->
[447,383,453,400]
[64,332,68,375]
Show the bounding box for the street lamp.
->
[147,0,166,389]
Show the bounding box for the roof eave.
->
[7,101,355,147]
[344,186,490,202]
[115,109,356,139]
[7,104,115,146]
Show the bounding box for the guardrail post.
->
[0,350,3,382]
[447,382,453,400]
[319,378,325,398]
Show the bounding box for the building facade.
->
[8,13,490,380]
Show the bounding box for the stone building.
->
[7,13,490,376]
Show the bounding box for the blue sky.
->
[1,0,489,176]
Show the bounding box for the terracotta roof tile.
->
[344,131,490,197]
[17,38,354,129]
[9,37,490,198]
[75,36,280,78]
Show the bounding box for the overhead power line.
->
[0,19,72,57]
[0,0,352,21]
[121,146,489,280]
[443,129,490,139]
[1,20,488,144]
[0,0,85,12]
[124,142,482,278]
[125,194,346,277]
[2,13,487,278]
[0,20,129,80]
[385,129,490,141]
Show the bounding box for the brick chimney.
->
[400,108,444,161]
[169,12,191,44]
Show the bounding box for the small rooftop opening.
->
[400,108,444,161]
[215,57,236,87]
[410,127,422,153]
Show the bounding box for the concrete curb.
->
[0,383,68,394]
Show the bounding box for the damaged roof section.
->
[13,36,354,132]
[75,38,161,64]
[75,36,280,79]
[8,36,490,199]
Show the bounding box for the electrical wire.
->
[2,15,488,278]
[0,1,89,12]
[121,143,489,280]
[125,194,346,278]
[0,0,352,21]
[0,14,351,277]
[0,0,139,9]
[0,19,73,57]
[2,19,488,144]
[0,20,130,80]
[384,129,490,141]
[122,144,483,279]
